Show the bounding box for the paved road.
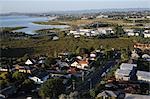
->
[75,60,116,92]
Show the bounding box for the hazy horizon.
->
[0,0,150,14]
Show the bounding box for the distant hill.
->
[1,8,150,16]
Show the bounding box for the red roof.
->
[78,61,88,64]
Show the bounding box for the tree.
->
[0,72,11,80]
[89,47,95,52]
[21,79,35,92]
[0,80,9,89]
[114,25,125,37]
[76,47,89,55]
[39,78,65,98]
[21,54,29,62]
[90,89,96,98]
[12,71,26,81]
[75,46,81,55]
[44,57,57,68]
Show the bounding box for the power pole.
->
[88,78,92,90]
[81,71,84,82]
[72,80,75,91]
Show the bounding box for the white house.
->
[127,32,139,36]
[125,29,139,36]
[56,60,69,67]
[136,71,150,83]
[71,61,89,70]
[79,29,92,32]
[98,28,114,35]
[131,50,140,60]
[115,63,137,81]
[90,53,96,60]
[124,29,134,33]
[143,31,150,38]
[96,15,108,18]
[25,59,35,65]
[146,16,150,19]
[74,35,80,38]
[29,72,49,84]
[115,69,131,81]
[96,90,125,99]
[76,56,83,60]
[142,54,150,59]
[120,63,137,70]
[71,61,80,67]
[52,36,59,40]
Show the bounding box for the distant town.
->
[0,8,150,99]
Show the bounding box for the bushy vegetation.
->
[1,36,134,58]
[39,78,65,98]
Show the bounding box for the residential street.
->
[76,61,116,92]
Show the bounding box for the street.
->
[75,61,116,92]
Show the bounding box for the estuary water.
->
[0,15,69,34]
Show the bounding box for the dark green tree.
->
[12,71,26,81]
[0,72,11,80]
[114,25,125,37]
[0,80,9,89]
[39,78,65,98]
[44,57,57,68]
[21,79,35,92]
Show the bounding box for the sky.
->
[0,0,150,13]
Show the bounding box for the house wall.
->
[115,74,130,81]
[29,77,43,84]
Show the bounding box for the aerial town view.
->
[0,0,150,99]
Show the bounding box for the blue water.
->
[0,15,69,34]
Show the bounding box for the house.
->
[115,69,132,81]
[90,53,96,60]
[25,59,35,65]
[96,15,108,18]
[78,61,89,69]
[125,29,139,36]
[67,67,78,74]
[142,54,150,61]
[37,56,46,64]
[96,90,125,99]
[56,60,69,67]
[142,54,150,59]
[79,29,92,33]
[74,35,80,38]
[143,30,150,38]
[68,29,94,37]
[97,28,114,35]
[49,71,71,79]
[134,43,150,50]
[58,52,70,59]
[115,63,137,81]
[136,71,150,83]
[146,16,150,19]
[71,60,89,70]
[125,93,150,99]
[131,50,140,60]
[127,32,139,36]
[52,36,59,40]
[15,65,36,74]
[120,63,137,70]
[0,66,15,72]
[29,72,49,84]
[71,61,80,67]
[76,56,83,60]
